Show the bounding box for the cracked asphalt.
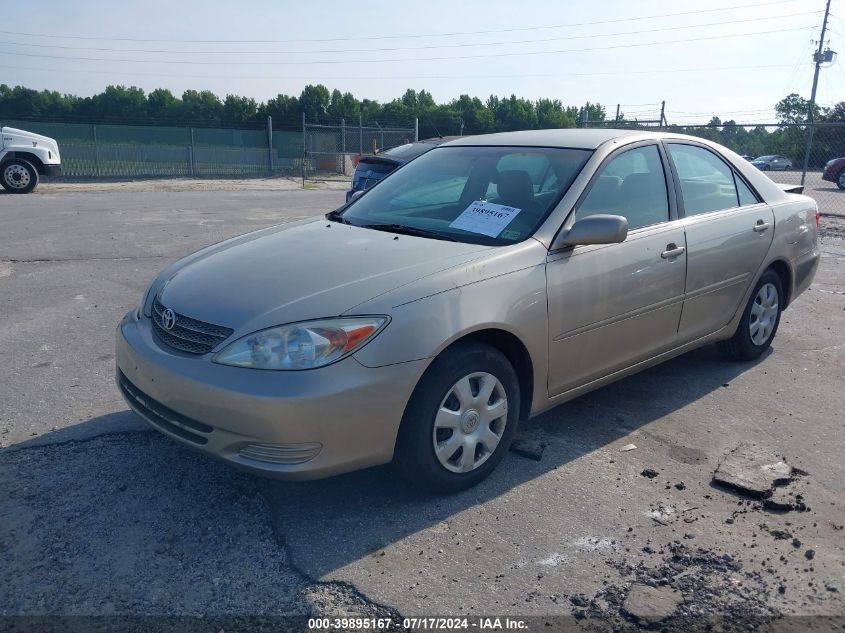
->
[1,182,843,629]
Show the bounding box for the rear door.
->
[664,142,774,341]
[546,142,687,396]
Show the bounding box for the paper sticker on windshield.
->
[448,201,521,238]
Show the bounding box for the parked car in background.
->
[751,155,792,171]
[740,154,754,161]
[346,137,458,202]
[118,129,819,492]
[822,157,845,190]
[0,126,62,193]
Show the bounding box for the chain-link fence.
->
[2,117,418,182]
[302,119,417,181]
[3,119,303,180]
[585,120,845,216]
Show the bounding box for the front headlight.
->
[213,317,389,370]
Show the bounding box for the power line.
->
[0,62,797,81]
[668,108,778,115]
[0,26,814,66]
[0,0,804,44]
[0,11,816,55]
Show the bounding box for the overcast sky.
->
[1,0,842,124]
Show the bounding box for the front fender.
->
[352,261,550,417]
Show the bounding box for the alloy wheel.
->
[432,372,508,473]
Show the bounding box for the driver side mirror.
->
[553,214,629,249]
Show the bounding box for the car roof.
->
[441,128,653,150]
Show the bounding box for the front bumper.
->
[40,164,62,178]
[115,311,427,479]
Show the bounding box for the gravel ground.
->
[1,186,843,631]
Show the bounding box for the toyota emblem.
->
[161,308,177,331]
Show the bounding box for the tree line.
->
[2,83,842,165]
[0,83,604,134]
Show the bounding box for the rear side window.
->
[735,176,760,206]
[667,144,753,215]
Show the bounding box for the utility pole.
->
[659,101,666,128]
[800,0,833,186]
[266,115,273,176]
[301,112,306,186]
[614,104,620,127]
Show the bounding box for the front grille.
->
[118,371,212,445]
[151,297,233,355]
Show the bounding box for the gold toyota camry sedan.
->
[116,129,820,492]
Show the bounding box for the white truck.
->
[1,126,62,193]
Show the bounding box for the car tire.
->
[836,168,845,190]
[1,158,39,194]
[718,269,783,361]
[394,341,520,493]
[762,165,771,171]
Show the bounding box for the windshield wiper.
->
[362,223,458,242]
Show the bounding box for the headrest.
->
[495,170,535,207]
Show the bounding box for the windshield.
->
[756,155,776,161]
[336,145,591,245]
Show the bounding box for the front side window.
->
[668,144,750,215]
[575,144,669,230]
[337,146,592,245]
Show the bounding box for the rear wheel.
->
[836,168,845,190]
[718,270,783,361]
[395,342,520,493]
[1,159,39,194]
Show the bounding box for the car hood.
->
[158,217,495,335]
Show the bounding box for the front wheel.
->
[394,342,520,493]
[718,270,783,361]
[836,168,845,190]
[1,159,39,194]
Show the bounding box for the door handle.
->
[753,221,771,233]
[661,244,686,259]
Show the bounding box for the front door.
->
[546,143,687,396]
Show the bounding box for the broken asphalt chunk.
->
[622,584,683,624]
[712,444,800,499]
[509,438,546,461]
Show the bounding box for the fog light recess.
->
[239,442,322,465]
